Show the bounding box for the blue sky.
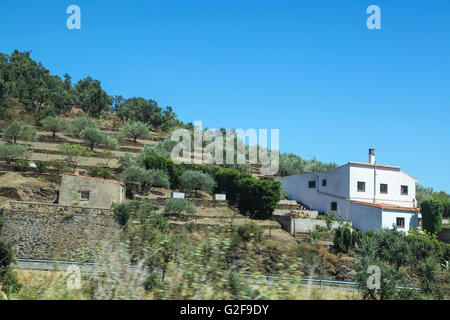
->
[1,1,449,192]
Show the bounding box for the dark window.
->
[380,184,388,194]
[331,202,338,211]
[401,185,409,195]
[396,217,405,228]
[308,181,316,188]
[357,181,366,192]
[322,179,327,187]
[80,191,90,201]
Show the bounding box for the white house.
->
[276,150,421,233]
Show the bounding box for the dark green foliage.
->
[179,170,217,195]
[0,214,21,295]
[235,177,281,220]
[87,166,112,179]
[143,156,183,188]
[143,155,281,220]
[334,225,353,253]
[421,199,443,234]
[75,77,111,117]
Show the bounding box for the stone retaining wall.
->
[1,201,119,261]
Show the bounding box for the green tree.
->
[58,143,92,172]
[75,77,111,117]
[179,170,217,195]
[421,199,443,234]
[0,144,32,164]
[121,121,152,143]
[164,198,196,218]
[2,121,36,144]
[40,116,67,139]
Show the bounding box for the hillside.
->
[0,50,449,300]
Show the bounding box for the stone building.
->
[58,172,125,208]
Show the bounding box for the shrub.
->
[118,152,136,171]
[112,201,133,226]
[235,177,281,220]
[34,160,49,173]
[235,222,264,243]
[179,170,217,195]
[143,155,185,188]
[421,199,443,234]
[164,198,196,218]
[0,144,32,164]
[87,166,112,179]
[146,169,170,189]
[120,167,151,189]
[333,225,353,253]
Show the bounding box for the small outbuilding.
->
[59,172,126,208]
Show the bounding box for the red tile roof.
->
[63,173,125,187]
[351,201,420,212]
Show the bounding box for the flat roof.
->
[351,201,420,212]
[63,173,125,187]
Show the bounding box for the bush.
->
[120,167,152,190]
[235,222,264,243]
[143,155,184,188]
[146,169,170,189]
[179,170,217,195]
[118,153,136,171]
[421,199,443,234]
[164,198,196,218]
[235,177,281,220]
[34,160,49,173]
[334,225,353,253]
[0,144,32,164]
[87,166,112,179]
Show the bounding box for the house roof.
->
[351,201,420,212]
[63,173,125,187]
[347,162,401,170]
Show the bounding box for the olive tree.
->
[0,144,32,164]
[40,116,68,139]
[179,170,217,195]
[2,121,36,144]
[121,121,152,143]
[58,143,93,171]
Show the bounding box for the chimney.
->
[369,149,375,165]
[74,169,79,176]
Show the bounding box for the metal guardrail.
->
[16,259,420,291]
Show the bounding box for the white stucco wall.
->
[349,164,417,208]
[381,209,420,232]
[276,163,420,233]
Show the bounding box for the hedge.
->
[143,155,281,220]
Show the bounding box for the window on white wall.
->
[308,181,316,188]
[380,184,388,194]
[331,202,337,211]
[357,181,366,192]
[322,179,327,187]
[396,217,405,228]
[401,185,409,195]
